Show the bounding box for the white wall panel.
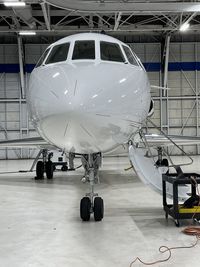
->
[180,43,195,62]
[4,45,18,63]
[25,44,49,64]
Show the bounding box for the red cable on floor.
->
[129,236,199,266]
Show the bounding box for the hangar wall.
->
[0,41,199,158]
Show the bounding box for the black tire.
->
[94,197,104,221]
[46,161,54,179]
[36,161,44,179]
[162,158,169,167]
[61,165,68,171]
[80,197,91,221]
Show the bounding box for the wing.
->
[127,132,200,201]
[0,136,52,149]
[144,134,200,147]
[128,145,191,201]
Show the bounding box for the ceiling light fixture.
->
[19,31,36,35]
[4,1,26,7]
[180,22,190,32]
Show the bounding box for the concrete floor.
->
[0,156,200,267]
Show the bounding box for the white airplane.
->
[1,33,200,221]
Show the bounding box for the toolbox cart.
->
[162,173,200,227]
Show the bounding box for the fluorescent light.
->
[180,22,190,32]
[19,31,36,35]
[4,1,26,7]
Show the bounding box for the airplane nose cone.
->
[30,62,146,154]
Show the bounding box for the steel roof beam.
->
[114,12,122,30]
[13,6,36,29]
[1,25,200,34]
[41,2,51,30]
[46,1,200,13]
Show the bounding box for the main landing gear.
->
[35,149,54,179]
[80,153,104,222]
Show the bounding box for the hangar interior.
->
[1,1,200,157]
[1,1,200,267]
[1,41,200,158]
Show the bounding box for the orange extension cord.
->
[129,176,200,266]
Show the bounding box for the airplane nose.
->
[32,63,143,154]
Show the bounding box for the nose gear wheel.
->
[94,197,104,221]
[80,197,91,221]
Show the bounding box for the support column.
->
[162,34,170,134]
[17,35,25,99]
[195,43,200,154]
[69,152,75,170]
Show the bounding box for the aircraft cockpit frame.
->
[35,36,144,70]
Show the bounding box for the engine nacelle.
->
[148,99,154,117]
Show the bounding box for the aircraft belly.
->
[36,112,140,154]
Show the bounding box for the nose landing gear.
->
[80,153,104,222]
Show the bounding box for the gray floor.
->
[0,156,199,267]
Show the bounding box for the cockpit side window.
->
[72,40,95,60]
[100,41,125,63]
[35,47,50,68]
[122,45,138,66]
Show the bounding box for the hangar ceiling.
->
[0,0,200,36]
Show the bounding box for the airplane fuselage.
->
[28,33,151,154]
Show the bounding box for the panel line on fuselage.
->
[95,114,111,117]
[80,124,95,139]
[74,79,78,96]
[50,90,59,99]
[64,123,69,137]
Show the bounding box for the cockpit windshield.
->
[45,43,70,64]
[35,38,142,68]
[72,40,95,60]
[100,41,125,63]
